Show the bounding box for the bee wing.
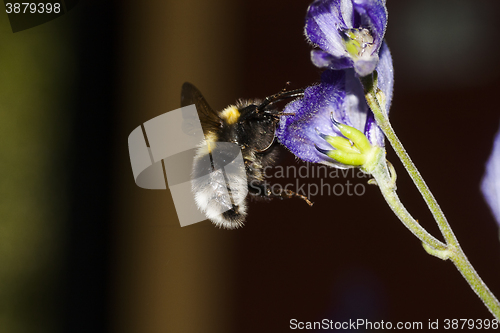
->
[181,82,222,136]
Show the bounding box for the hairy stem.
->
[361,74,500,319]
[361,75,455,244]
[366,149,446,251]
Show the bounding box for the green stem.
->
[450,246,500,320]
[361,75,455,244]
[361,74,500,319]
[366,149,446,252]
[369,149,500,319]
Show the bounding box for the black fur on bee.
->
[182,82,311,229]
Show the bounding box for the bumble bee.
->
[181,82,311,229]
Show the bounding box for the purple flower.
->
[481,123,500,225]
[277,42,393,168]
[305,0,388,77]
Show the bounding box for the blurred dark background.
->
[1,0,500,332]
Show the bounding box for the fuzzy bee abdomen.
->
[192,142,249,229]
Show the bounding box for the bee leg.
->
[248,181,313,206]
[263,186,313,206]
[256,88,305,112]
[280,189,314,206]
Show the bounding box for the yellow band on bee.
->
[220,105,241,125]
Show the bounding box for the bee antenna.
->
[256,88,305,113]
[282,81,292,92]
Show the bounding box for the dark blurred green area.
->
[0,8,76,333]
[0,3,114,332]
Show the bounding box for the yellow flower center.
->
[343,28,375,60]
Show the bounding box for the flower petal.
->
[277,70,346,165]
[375,41,394,112]
[311,49,352,70]
[481,124,500,225]
[305,0,353,59]
[277,69,377,167]
[305,0,388,76]
[364,41,393,147]
[353,57,379,77]
[352,0,388,55]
